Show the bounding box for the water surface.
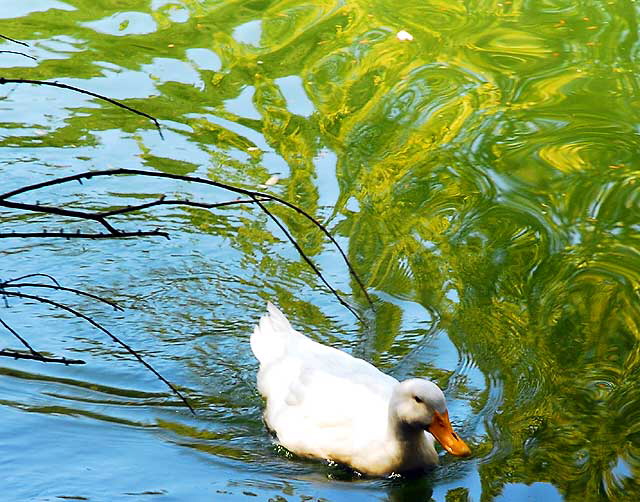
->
[1,0,639,500]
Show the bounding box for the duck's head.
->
[390,379,471,457]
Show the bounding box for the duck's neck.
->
[388,411,426,442]
[386,400,439,471]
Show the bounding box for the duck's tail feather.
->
[250,302,292,365]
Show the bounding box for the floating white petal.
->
[396,30,414,41]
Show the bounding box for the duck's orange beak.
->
[428,410,471,457]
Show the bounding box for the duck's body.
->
[251,303,470,476]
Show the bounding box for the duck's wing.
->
[269,364,393,462]
[251,302,396,393]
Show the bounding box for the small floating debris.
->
[258,174,280,189]
[396,30,414,41]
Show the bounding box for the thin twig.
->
[253,196,363,322]
[0,198,263,240]
[0,169,373,308]
[3,273,61,287]
[0,230,170,239]
[0,34,28,47]
[0,349,85,365]
[0,197,262,236]
[0,50,36,60]
[3,290,194,413]
[100,196,270,217]
[0,317,41,355]
[0,199,121,233]
[1,283,123,311]
[0,78,163,138]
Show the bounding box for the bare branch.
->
[100,196,269,217]
[0,199,121,233]
[3,290,194,413]
[0,168,373,308]
[0,230,170,239]
[253,196,363,322]
[2,273,61,287]
[0,78,163,138]
[0,198,261,241]
[0,34,29,47]
[0,50,36,60]
[0,196,262,236]
[1,282,123,311]
[0,349,85,365]
[0,317,41,355]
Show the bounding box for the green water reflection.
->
[1,0,640,500]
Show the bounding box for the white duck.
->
[251,303,471,476]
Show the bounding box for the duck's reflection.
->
[383,475,434,502]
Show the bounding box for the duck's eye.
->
[413,396,423,404]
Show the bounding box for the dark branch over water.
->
[0,78,163,138]
[2,290,194,413]
[0,168,373,308]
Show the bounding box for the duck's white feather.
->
[251,303,443,475]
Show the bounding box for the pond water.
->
[1,0,639,500]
